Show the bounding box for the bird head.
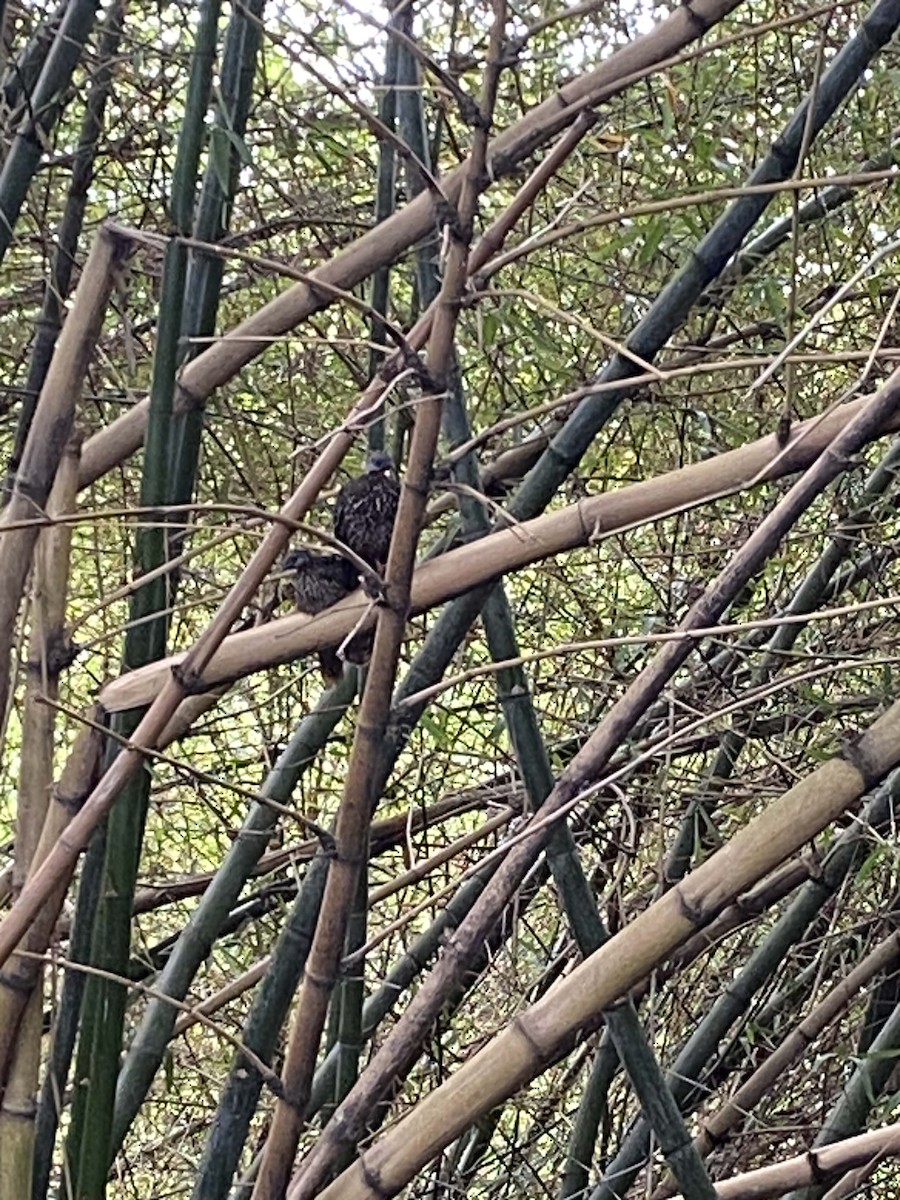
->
[283,548,314,572]
[365,450,396,476]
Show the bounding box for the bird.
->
[283,548,365,684]
[333,451,401,590]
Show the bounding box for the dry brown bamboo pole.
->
[251,10,508,1193]
[653,929,900,1198]
[0,227,128,731]
[75,0,741,490]
[668,1121,900,1199]
[12,439,80,893]
[0,987,42,1198]
[306,700,900,1200]
[0,440,80,1192]
[99,386,900,714]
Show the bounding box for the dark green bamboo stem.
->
[442,344,717,1198]
[68,242,188,1200]
[31,802,108,1200]
[111,670,357,1154]
[326,869,368,1171]
[168,0,264,497]
[66,6,221,1192]
[559,1035,618,1199]
[5,0,125,494]
[0,0,100,266]
[396,12,440,312]
[1,0,66,112]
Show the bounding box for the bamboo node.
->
[838,732,882,790]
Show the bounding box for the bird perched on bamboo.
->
[283,548,364,684]
[333,450,401,592]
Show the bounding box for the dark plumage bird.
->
[333,451,401,587]
[284,548,363,684]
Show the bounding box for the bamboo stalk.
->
[98,383,900,713]
[253,14,508,1192]
[0,227,128,732]
[0,0,99,266]
[668,1121,900,1199]
[308,700,900,1199]
[0,441,80,1197]
[5,0,125,490]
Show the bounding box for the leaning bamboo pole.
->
[98,385,900,713]
[0,227,129,726]
[667,1121,900,1199]
[251,15,506,1192]
[306,697,900,1200]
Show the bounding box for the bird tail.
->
[318,648,344,686]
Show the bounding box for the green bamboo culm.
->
[5,0,126,496]
[0,0,100,267]
[111,671,357,1161]
[67,250,187,1200]
[167,0,265,501]
[63,3,223,1194]
[103,0,274,1161]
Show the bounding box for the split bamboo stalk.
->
[99,385,900,714]
[75,0,741,489]
[308,700,900,1199]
